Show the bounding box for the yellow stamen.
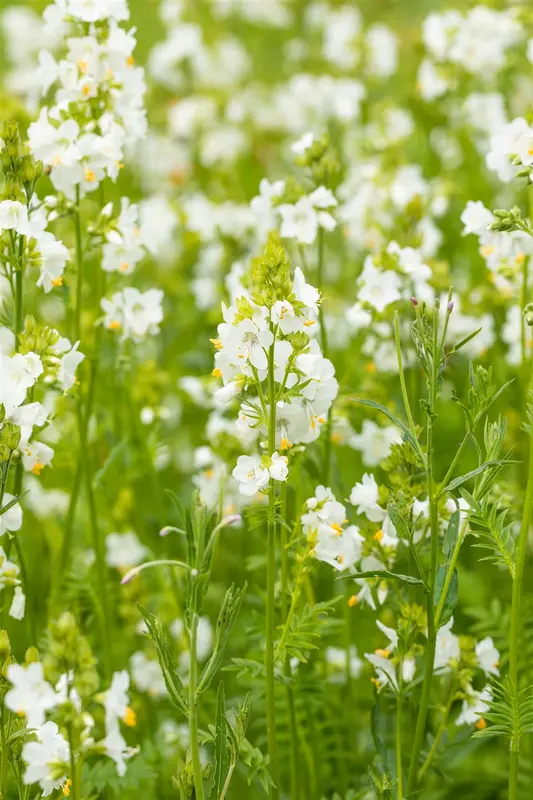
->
[211,367,222,378]
[331,432,342,444]
[16,709,25,718]
[63,779,72,797]
[51,276,63,287]
[374,530,384,542]
[119,261,129,273]
[337,555,344,564]
[375,648,390,658]
[317,416,325,424]
[330,522,343,535]
[209,338,223,350]
[280,437,292,451]
[124,706,136,727]
[528,147,533,156]
[475,718,487,730]
[365,361,377,374]
[107,320,121,331]
[370,677,381,689]
[31,462,44,476]
[303,320,315,327]
[82,84,91,97]
[78,59,88,73]
[205,469,214,479]
[84,168,96,183]
[117,162,124,170]
[480,245,495,257]
[53,155,62,166]
[347,594,358,607]
[515,252,525,265]
[126,55,135,67]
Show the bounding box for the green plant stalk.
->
[316,228,333,485]
[407,308,440,793]
[1,705,7,799]
[78,397,112,679]
[74,188,83,343]
[417,689,455,782]
[189,612,205,800]
[396,690,403,800]
[508,355,533,799]
[280,485,301,800]
[266,321,280,800]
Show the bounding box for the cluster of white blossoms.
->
[418,7,523,101]
[5,662,137,794]
[28,0,146,199]
[208,234,337,497]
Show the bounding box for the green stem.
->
[266,320,280,800]
[77,396,112,679]
[394,311,416,438]
[1,705,7,799]
[280,485,301,800]
[417,690,455,782]
[189,612,205,800]
[396,691,403,800]
[434,520,468,629]
[508,353,533,799]
[74,188,83,343]
[407,307,440,793]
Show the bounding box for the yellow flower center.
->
[375,648,390,658]
[347,595,358,607]
[119,262,129,273]
[51,277,63,288]
[107,320,121,331]
[124,706,136,727]
[209,338,223,350]
[63,779,72,796]
[475,718,487,730]
[31,462,45,476]
[211,367,222,378]
[84,168,97,183]
[374,530,384,542]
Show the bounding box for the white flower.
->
[291,131,315,155]
[325,645,363,682]
[475,637,500,677]
[5,663,57,729]
[103,670,132,728]
[0,200,29,235]
[461,201,495,236]
[376,620,399,652]
[101,288,164,341]
[232,455,270,496]
[34,232,70,293]
[365,652,399,692]
[0,493,23,535]
[57,340,85,390]
[358,258,401,312]
[349,474,385,522]
[351,420,401,466]
[105,532,147,569]
[103,725,136,776]
[455,686,492,727]
[9,586,26,620]
[22,721,69,797]
[434,618,460,670]
[269,452,289,482]
[21,441,54,476]
[130,651,166,697]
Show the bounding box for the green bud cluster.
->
[294,134,340,187]
[18,315,60,355]
[0,121,42,200]
[0,421,21,461]
[43,612,99,698]
[524,303,533,327]
[491,206,527,234]
[250,233,292,307]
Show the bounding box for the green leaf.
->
[138,605,188,717]
[443,510,460,559]
[197,583,247,695]
[348,570,425,587]
[434,566,458,626]
[213,682,230,799]
[439,460,512,496]
[351,398,425,464]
